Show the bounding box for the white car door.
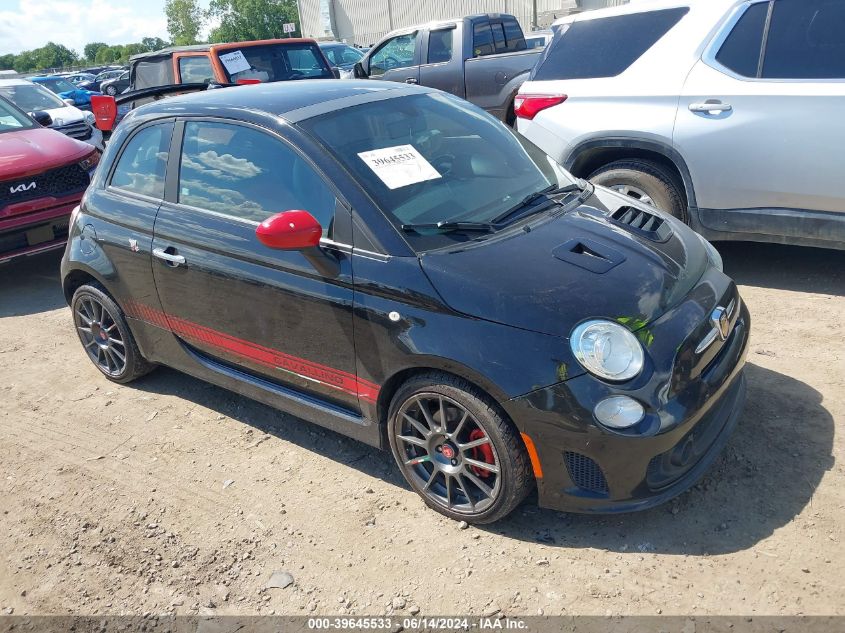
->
[674,0,845,226]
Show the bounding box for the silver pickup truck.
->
[354,13,543,124]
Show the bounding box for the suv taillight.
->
[514,94,567,120]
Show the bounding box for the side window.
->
[177,121,335,233]
[179,56,215,83]
[762,0,845,79]
[715,2,769,77]
[491,22,507,53]
[531,8,689,80]
[370,33,418,76]
[503,18,527,52]
[427,29,453,64]
[473,23,495,57]
[110,124,171,199]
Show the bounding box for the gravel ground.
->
[0,242,842,617]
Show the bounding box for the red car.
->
[1,95,99,264]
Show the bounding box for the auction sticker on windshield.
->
[357,145,441,190]
[219,50,251,75]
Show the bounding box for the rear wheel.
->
[387,373,533,523]
[105,85,117,96]
[71,283,153,384]
[589,159,688,223]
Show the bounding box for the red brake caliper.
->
[468,429,495,478]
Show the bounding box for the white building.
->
[297,0,628,46]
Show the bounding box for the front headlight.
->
[698,233,723,272]
[570,319,644,382]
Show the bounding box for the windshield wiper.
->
[401,221,496,233]
[490,183,583,226]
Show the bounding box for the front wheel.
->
[387,373,534,524]
[105,85,117,96]
[71,283,154,384]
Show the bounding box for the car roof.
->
[130,38,319,62]
[553,0,741,24]
[0,78,30,86]
[132,79,427,123]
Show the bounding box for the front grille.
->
[610,206,671,241]
[1,163,89,209]
[54,121,92,141]
[564,451,609,494]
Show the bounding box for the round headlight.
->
[570,319,644,381]
[594,396,645,429]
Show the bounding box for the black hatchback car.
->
[62,81,749,523]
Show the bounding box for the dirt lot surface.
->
[0,243,842,618]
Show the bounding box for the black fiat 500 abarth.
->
[62,81,749,523]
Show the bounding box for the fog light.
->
[594,396,645,429]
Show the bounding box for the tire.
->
[105,86,117,96]
[387,372,533,524]
[588,159,688,223]
[71,283,154,384]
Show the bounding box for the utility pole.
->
[531,0,538,29]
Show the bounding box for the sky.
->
[0,0,209,56]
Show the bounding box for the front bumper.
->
[505,280,750,514]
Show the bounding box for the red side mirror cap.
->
[90,95,117,131]
[256,210,322,250]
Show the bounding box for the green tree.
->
[84,42,109,63]
[165,0,205,46]
[207,0,299,43]
[0,54,14,70]
[33,42,79,70]
[141,36,169,52]
[12,50,37,72]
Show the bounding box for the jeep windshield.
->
[218,43,334,83]
[0,97,36,133]
[301,92,579,249]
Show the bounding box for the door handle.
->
[153,247,186,266]
[689,101,732,113]
[404,77,418,84]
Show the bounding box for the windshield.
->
[37,78,78,93]
[301,92,576,249]
[0,97,35,133]
[218,43,334,82]
[0,83,64,112]
[321,44,364,66]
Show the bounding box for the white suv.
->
[516,0,845,250]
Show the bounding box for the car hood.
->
[418,187,710,338]
[40,105,86,126]
[0,127,93,180]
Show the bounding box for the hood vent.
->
[552,238,625,274]
[610,206,672,241]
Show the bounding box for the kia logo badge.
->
[10,182,36,194]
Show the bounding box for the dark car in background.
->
[0,95,98,264]
[354,13,543,124]
[100,70,130,95]
[92,69,125,91]
[65,73,98,91]
[62,80,748,524]
[319,42,365,78]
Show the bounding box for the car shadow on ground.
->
[0,251,66,317]
[719,242,844,296]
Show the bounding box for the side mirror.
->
[30,110,52,126]
[353,61,368,78]
[63,98,76,107]
[331,66,341,79]
[256,210,322,250]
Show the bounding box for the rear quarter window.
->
[531,7,690,80]
[715,2,769,78]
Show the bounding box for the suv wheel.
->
[387,372,533,524]
[71,283,154,384]
[589,159,688,223]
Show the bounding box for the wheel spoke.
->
[451,411,469,439]
[438,396,447,433]
[463,470,495,499]
[109,337,126,348]
[464,457,499,474]
[398,434,427,448]
[455,474,475,510]
[416,397,437,432]
[444,473,452,506]
[422,469,437,491]
[405,454,431,466]
[459,436,491,451]
[403,412,431,439]
[76,307,93,326]
[77,325,93,334]
[84,338,98,349]
[109,346,126,364]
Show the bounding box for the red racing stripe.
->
[123,299,380,403]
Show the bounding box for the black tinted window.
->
[762,0,845,79]
[473,23,494,56]
[716,2,768,77]
[178,122,335,231]
[532,8,689,80]
[503,18,527,52]
[110,124,171,199]
[491,22,507,52]
[427,29,453,64]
